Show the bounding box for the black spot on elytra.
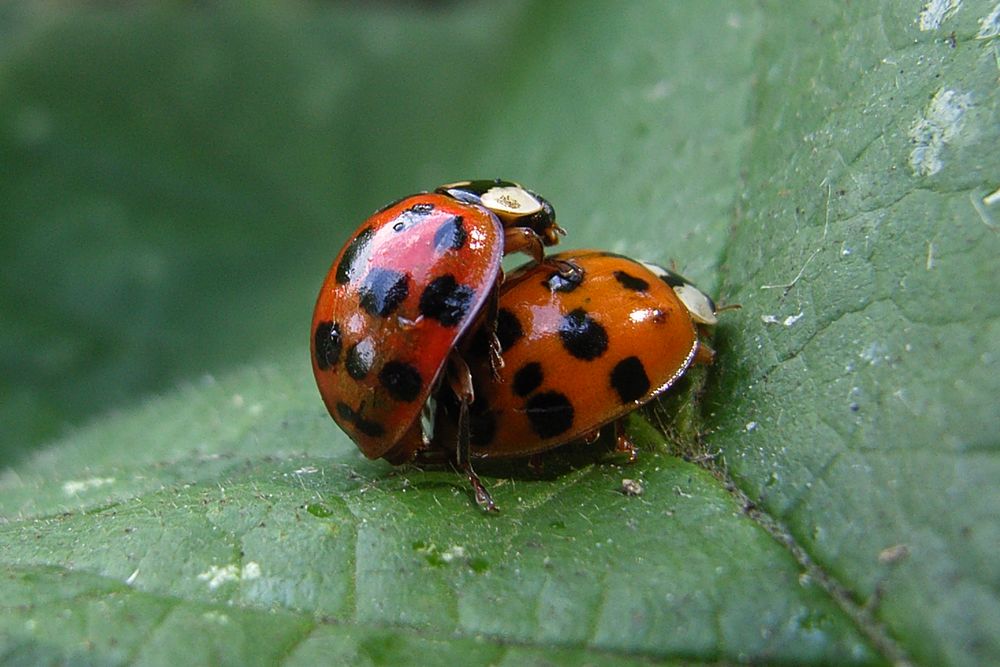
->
[379,361,423,402]
[512,362,543,397]
[543,267,584,293]
[390,202,436,232]
[358,268,409,317]
[433,215,467,251]
[334,401,386,438]
[408,202,435,215]
[354,416,386,437]
[336,227,374,284]
[314,321,342,370]
[559,308,608,360]
[524,391,574,439]
[335,402,353,422]
[495,308,524,352]
[610,356,651,404]
[345,338,376,380]
[419,274,474,326]
[614,270,650,292]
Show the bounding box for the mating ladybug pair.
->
[310,180,719,511]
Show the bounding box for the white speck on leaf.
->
[198,562,263,589]
[761,312,804,326]
[879,544,911,563]
[908,88,972,177]
[783,312,804,327]
[977,3,1000,38]
[197,565,240,589]
[620,479,644,496]
[202,611,230,625]
[860,342,890,366]
[745,421,759,432]
[62,477,115,495]
[440,546,466,563]
[972,188,999,228]
[919,0,961,31]
[983,186,1000,206]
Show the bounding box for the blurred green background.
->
[1,1,547,464]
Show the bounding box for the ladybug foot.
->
[527,453,546,475]
[614,435,639,463]
[460,461,498,512]
[613,420,638,463]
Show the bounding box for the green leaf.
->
[2,1,998,665]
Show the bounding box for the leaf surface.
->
[2,1,998,665]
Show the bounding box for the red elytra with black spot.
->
[311,183,560,465]
[435,249,717,458]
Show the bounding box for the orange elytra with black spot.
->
[435,249,718,458]
[310,181,561,464]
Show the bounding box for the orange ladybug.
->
[311,181,562,479]
[434,249,719,508]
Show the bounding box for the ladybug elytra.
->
[434,249,718,469]
[310,180,562,476]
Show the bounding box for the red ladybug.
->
[311,180,562,480]
[434,249,719,508]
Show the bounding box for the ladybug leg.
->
[445,354,475,467]
[503,227,545,264]
[527,454,546,475]
[459,460,498,513]
[488,335,504,380]
[693,341,716,366]
[613,419,638,463]
[484,279,505,380]
[550,258,583,282]
[446,353,498,512]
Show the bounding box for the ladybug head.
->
[436,179,564,247]
[520,190,563,247]
[640,261,719,326]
